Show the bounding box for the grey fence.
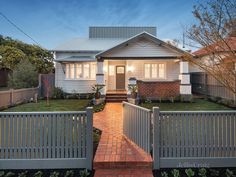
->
[190,72,235,101]
[0,87,39,109]
[122,103,236,169]
[0,108,93,169]
[153,109,236,169]
[123,102,151,153]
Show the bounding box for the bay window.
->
[144,63,166,79]
[65,62,96,80]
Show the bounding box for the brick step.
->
[106,96,127,99]
[93,161,153,169]
[106,99,128,102]
[106,94,127,97]
[94,169,154,177]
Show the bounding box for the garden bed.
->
[153,167,236,177]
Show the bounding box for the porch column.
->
[179,61,192,100]
[96,60,106,95]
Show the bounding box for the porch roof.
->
[54,56,96,62]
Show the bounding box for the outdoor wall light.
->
[127,66,134,72]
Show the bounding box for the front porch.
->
[94,32,192,100]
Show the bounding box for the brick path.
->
[93,103,153,177]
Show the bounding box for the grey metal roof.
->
[55,56,96,62]
[53,38,125,51]
[89,26,157,38]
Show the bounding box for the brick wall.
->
[137,80,180,99]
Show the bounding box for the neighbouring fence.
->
[0,108,93,169]
[190,72,235,101]
[0,87,39,109]
[123,102,151,153]
[122,102,236,169]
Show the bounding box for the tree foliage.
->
[0,35,54,73]
[8,60,38,89]
[185,0,236,94]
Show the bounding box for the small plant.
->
[80,169,90,177]
[18,171,28,177]
[5,172,15,177]
[226,169,234,177]
[185,169,195,177]
[171,169,180,177]
[92,84,104,99]
[128,84,138,98]
[65,170,74,177]
[199,168,207,177]
[52,87,64,99]
[209,169,219,177]
[34,171,43,177]
[50,171,59,177]
[161,171,168,177]
[0,171,4,177]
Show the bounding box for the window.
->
[144,63,165,79]
[83,64,90,79]
[144,64,150,78]
[159,64,165,78]
[75,64,82,79]
[65,63,96,79]
[70,63,75,79]
[109,65,115,76]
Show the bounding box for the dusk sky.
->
[0,0,199,50]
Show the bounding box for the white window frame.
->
[144,62,166,79]
[65,62,96,80]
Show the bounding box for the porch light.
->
[127,66,134,72]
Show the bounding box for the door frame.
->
[116,65,126,90]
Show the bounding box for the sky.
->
[0,0,199,50]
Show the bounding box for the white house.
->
[53,26,192,101]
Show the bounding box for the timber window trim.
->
[65,62,96,80]
[144,63,166,79]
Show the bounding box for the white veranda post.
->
[96,61,105,95]
[179,61,191,95]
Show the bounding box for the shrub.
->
[8,60,38,89]
[52,87,64,99]
[185,169,195,177]
[0,171,4,177]
[225,169,234,177]
[199,168,207,177]
[50,171,59,177]
[80,169,90,177]
[209,169,219,177]
[161,171,168,177]
[64,170,74,177]
[18,171,28,177]
[171,169,180,177]
[5,172,15,177]
[33,171,43,177]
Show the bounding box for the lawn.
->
[3,99,91,112]
[140,98,233,111]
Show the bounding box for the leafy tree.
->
[0,35,54,73]
[185,0,236,94]
[0,45,25,70]
[8,60,38,89]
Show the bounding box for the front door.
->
[116,66,125,90]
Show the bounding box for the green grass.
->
[3,99,91,112]
[140,98,233,111]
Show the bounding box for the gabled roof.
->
[193,37,236,56]
[96,32,190,58]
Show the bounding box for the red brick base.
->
[137,80,180,98]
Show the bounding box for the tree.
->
[8,60,38,89]
[0,45,26,70]
[0,35,54,73]
[185,0,236,94]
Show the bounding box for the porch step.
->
[105,93,128,102]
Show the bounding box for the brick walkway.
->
[93,103,153,177]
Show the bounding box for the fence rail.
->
[0,109,93,169]
[123,102,151,153]
[153,109,236,169]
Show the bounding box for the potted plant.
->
[92,84,105,105]
[128,84,138,104]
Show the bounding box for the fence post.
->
[86,107,93,170]
[153,107,160,169]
